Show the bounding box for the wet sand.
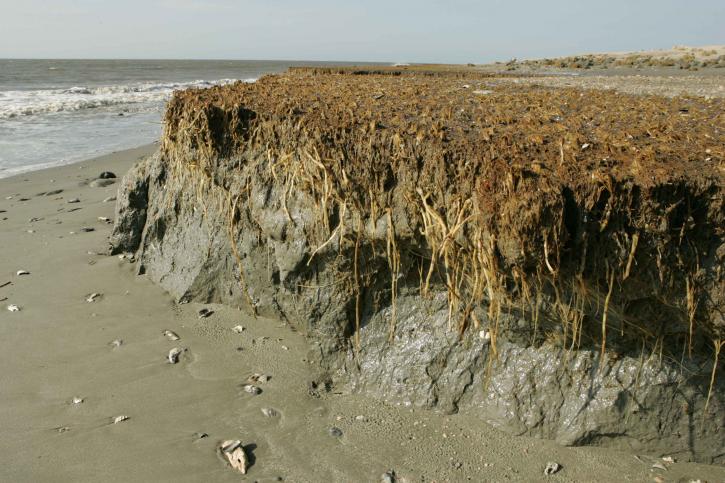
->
[1,146,724,482]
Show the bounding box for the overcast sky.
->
[1,0,723,63]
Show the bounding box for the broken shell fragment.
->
[86,293,102,303]
[16,270,30,276]
[543,461,561,475]
[110,339,123,348]
[98,217,112,224]
[198,308,213,318]
[168,347,183,364]
[7,304,20,312]
[72,397,84,404]
[113,415,129,424]
[232,325,245,333]
[243,384,261,395]
[163,330,180,341]
[220,439,248,474]
[247,373,270,383]
[261,407,278,418]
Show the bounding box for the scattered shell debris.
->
[163,329,180,341]
[220,439,249,474]
[544,462,561,475]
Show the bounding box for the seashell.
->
[168,347,183,364]
[247,373,270,383]
[72,397,84,404]
[232,325,245,333]
[381,470,396,483]
[163,330,180,341]
[103,196,117,203]
[220,439,248,474]
[243,384,261,395]
[7,304,20,312]
[68,198,80,203]
[661,456,675,464]
[280,345,289,351]
[198,308,214,318]
[98,217,112,224]
[86,293,102,303]
[80,227,95,232]
[113,415,129,424]
[110,339,123,348]
[581,143,591,150]
[261,407,278,418]
[16,270,30,276]
[543,461,561,475]
[56,426,70,433]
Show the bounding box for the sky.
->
[0,0,723,63]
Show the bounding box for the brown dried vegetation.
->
[159,68,725,367]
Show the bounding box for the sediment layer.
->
[111,69,725,462]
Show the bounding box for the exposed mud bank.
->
[111,72,724,463]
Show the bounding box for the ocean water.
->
[0,59,353,178]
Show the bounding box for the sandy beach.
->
[1,146,723,481]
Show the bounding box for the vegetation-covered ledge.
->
[111,69,724,463]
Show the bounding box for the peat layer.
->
[111,69,725,463]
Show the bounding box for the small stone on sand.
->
[80,227,95,232]
[99,172,117,179]
[198,308,213,318]
[16,270,30,276]
[328,427,343,438]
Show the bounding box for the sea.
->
[0,59,358,178]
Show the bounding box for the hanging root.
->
[702,338,723,428]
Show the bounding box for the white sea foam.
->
[0,78,255,119]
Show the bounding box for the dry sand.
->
[1,146,724,482]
